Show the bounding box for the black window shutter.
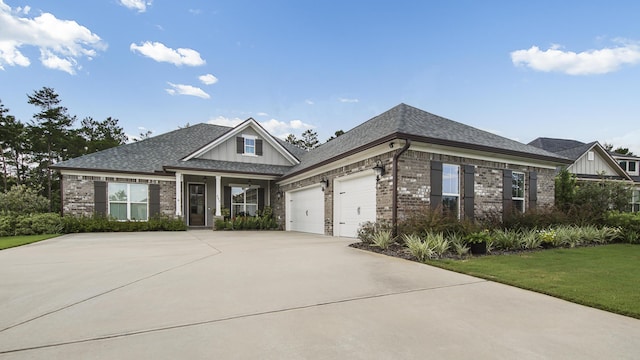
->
[464,165,475,221]
[236,137,244,154]
[149,184,160,217]
[224,186,231,210]
[529,172,538,210]
[258,188,265,212]
[503,169,513,219]
[94,181,107,217]
[430,161,443,210]
[256,139,263,156]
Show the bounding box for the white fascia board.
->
[163,167,278,181]
[279,140,562,186]
[278,144,391,186]
[411,143,561,169]
[182,118,300,165]
[59,170,174,181]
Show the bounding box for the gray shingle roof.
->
[528,137,587,154]
[53,104,571,177]
[283,104,570,177]
[52,123,233,174]
[556,142,599,161]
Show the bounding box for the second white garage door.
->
[286,185,325,235]
[334,174,377,238]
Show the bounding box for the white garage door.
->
[286,186,325,234]
[334,174,376,238]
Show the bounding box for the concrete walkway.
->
[0,231,638,359]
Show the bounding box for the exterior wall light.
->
[373,160,385,181]
[320,177,329,192]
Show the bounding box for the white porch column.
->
[175,172,183,216]
[215,175,222,216]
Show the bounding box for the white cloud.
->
[511,40,640,75]
[208,116,244,128]
[188,9,202,15]
[606,130,640,156]
[207,116,314,137]
[339,98,359,103]
[256,112,269,117]
[40,49,76,74]
[199,73,218,85]
[305,99,314,105]
[118,0,152,13]
[165,82,210,99]
[0,1,106,73]
[130,41,205,66]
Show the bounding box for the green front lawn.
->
[0,234,60,250]
[427,244,640,319]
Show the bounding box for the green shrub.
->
[491,229,521,251]
[403,233,433,262]
[357,221,392,244]
[398,206,472,236]
[448,233,469,257]
[371,230,395,250]
[424,232,449,257]
[464,230,491,244]
[0,184,50,215]
[60,214,186,233]
[520,230,541,250]
[538,228,559,247]
[0,215,17,237]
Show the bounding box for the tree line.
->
[0,87,128,211]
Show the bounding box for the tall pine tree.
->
[27,87,75,211]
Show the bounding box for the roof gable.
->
[568,142,632,180]
[183,118,300,165]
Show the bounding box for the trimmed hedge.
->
[0,213,187,237]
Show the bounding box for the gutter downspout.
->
[392,139,411,237]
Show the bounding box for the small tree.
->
[555,168,576,212]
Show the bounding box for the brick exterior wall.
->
[275,149,556,235]
[61,174,176,217]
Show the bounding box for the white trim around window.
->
[242,134,256,156]
[442,164,460,218]
[108,183,149,221]
[512,172,525,213]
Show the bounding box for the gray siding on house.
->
[570,151,618,176]
[198,127,293,166]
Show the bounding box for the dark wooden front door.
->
[189,184,205,226]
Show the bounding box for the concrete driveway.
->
[0,231,638,359]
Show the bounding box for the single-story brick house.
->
[52,104,570,237]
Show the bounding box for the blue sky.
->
[1,0,639,153]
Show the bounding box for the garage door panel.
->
[335,175,376,238]
[287,186,324,235]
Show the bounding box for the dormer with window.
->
[619,160,639,176]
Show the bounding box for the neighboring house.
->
[52,104,570,237]
[528,137,640,212]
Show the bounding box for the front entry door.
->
[189,184,205,226]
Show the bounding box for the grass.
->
[426,244,640,319]
[0,234,60,250]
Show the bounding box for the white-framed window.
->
[244,136,256,155]
[231,186,258,217]
[631,190,640,212]
[108,183,148,221]
[619,161,627,171]
[442,164,460,217]
[512,172,525,213]
[587,151,595,161]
